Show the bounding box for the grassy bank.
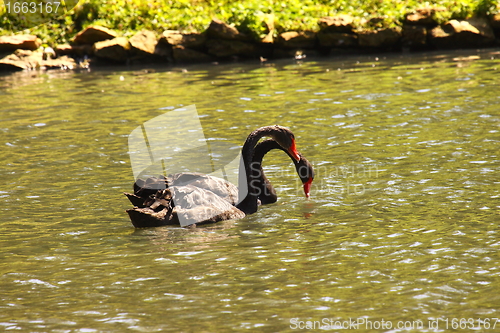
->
[1,0,499,46]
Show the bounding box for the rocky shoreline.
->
[1,10,500,72]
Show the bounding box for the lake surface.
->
[1,49,499,332]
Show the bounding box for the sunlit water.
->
[1,49,499,332]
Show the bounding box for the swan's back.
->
[170,184,244,225]
[126,173,241,227]
[170,173,239,206]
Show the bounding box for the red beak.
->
[288,139,300,162]
[304,177,313,198]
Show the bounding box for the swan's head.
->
[294,155,314,198]
[271,125,300,162]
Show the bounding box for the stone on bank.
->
[93,37,130,63]
[0,35,42,53]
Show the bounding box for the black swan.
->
[125,139,314,208]
[125,126,314,227]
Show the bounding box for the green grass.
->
[1,0,499,46]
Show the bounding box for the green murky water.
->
[1,49,499,332]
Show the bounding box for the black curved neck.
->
[252,139,297,205]
[236,126,289,214]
